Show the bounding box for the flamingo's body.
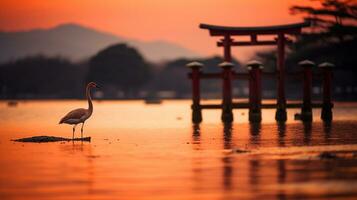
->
[59,82,99,139]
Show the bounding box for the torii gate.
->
[187,21,334,123]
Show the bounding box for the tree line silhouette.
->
[255,0,357,100]
[0,44,234,99]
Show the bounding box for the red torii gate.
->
[187,21,333,123]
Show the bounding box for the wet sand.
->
[0,100,357,200]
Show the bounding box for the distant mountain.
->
[0,23,199,63]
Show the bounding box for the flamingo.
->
[59,82,100,139]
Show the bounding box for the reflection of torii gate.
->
[187,21,334,123]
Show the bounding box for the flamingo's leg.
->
[81,122,85,139]
[73,124,77,139]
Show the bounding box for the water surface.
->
[1,100,357,200]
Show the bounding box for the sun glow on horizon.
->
[0,0,318,60]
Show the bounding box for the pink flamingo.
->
[59,82,100,139]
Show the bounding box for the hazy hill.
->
[0,23,199,63]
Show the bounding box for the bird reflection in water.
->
[59,142,97,195]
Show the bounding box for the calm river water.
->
[0,100,357,200]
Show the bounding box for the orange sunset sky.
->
[0,0,318,61]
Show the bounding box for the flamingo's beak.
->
[95,84,101,89]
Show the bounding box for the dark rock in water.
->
[318,152,337,159]
[12,136,91,143]
[7,101,18,107]
[234,148,250,154]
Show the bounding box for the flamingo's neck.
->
[86,85,93,114]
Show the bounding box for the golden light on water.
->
[1,100,357,199]
[1,0,357,198]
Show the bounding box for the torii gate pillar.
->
[199,21,311,123]
[221,35,234,123]
[275,34,287,122]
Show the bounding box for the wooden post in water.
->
[299,60,315,122]
[319,62,334,122]
[247,60,263,123]
[275,34,287,122]
[220,35,234,123]
[219,62,234,123]
[187,62,204,123]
